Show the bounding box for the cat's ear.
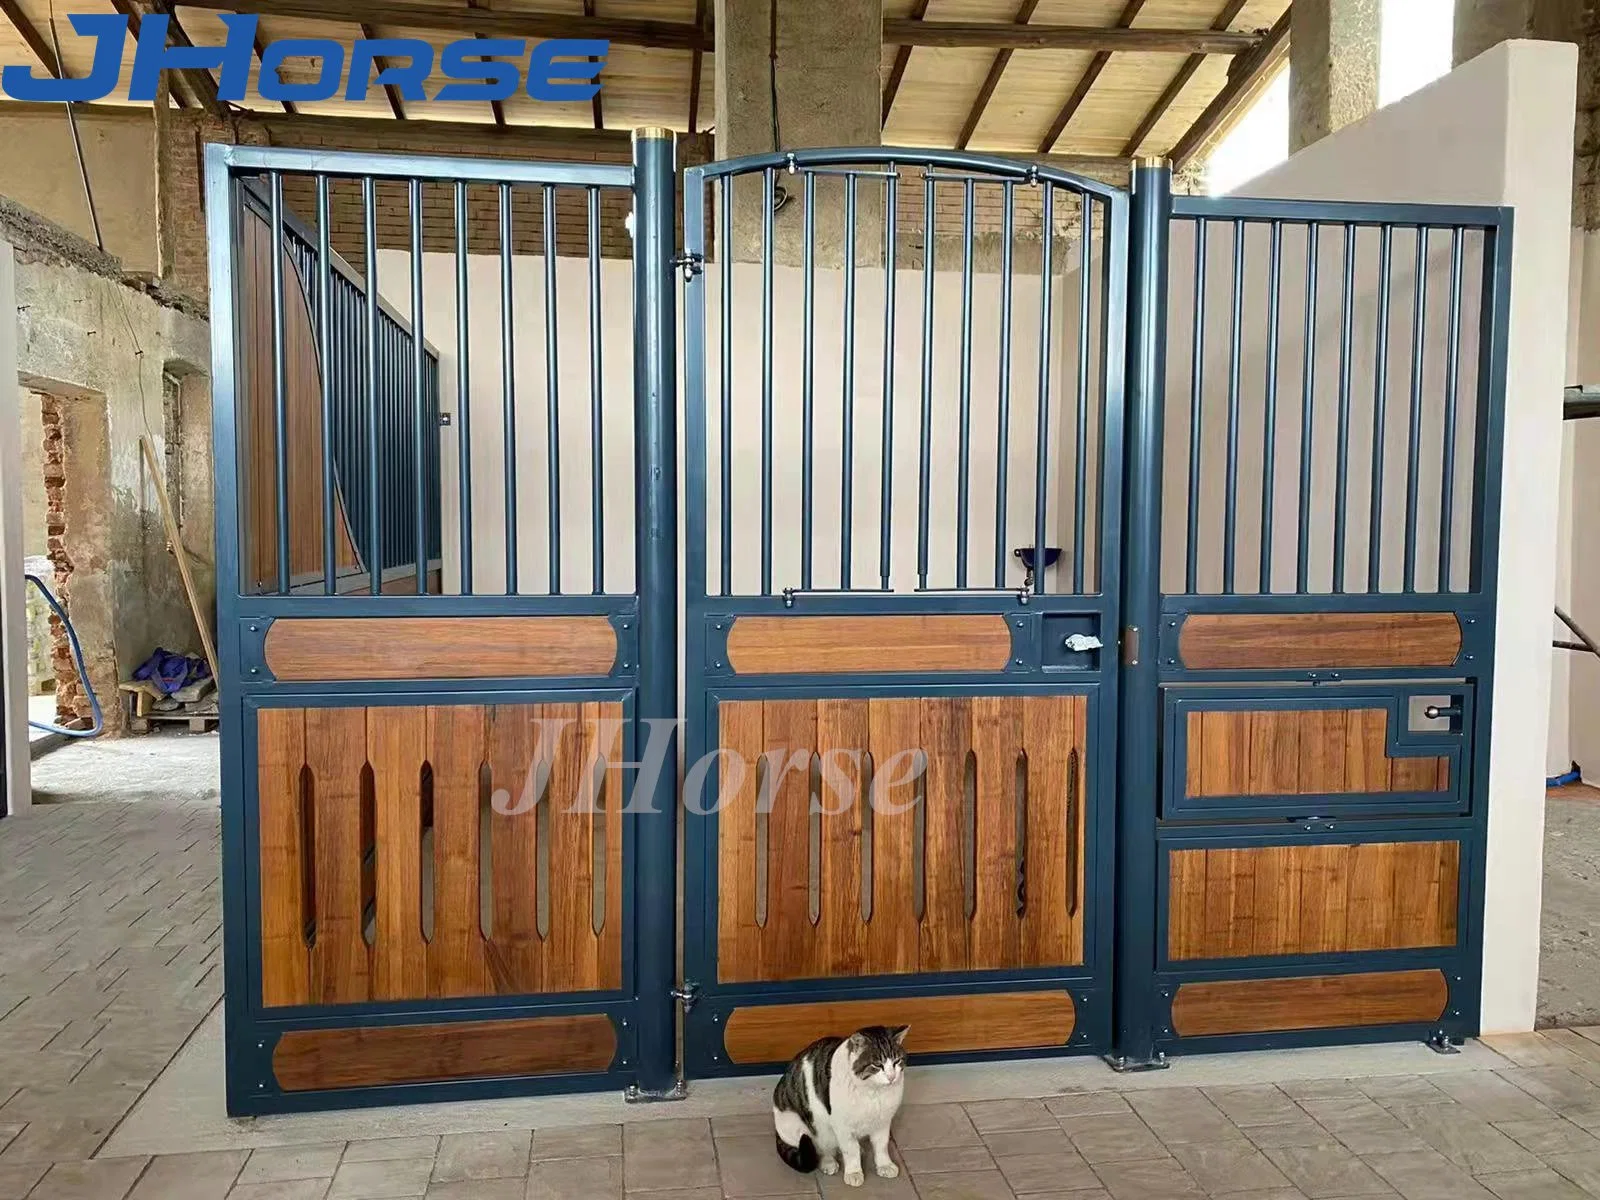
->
[891,1025,911,1045]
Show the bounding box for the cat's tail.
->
[774,1130,819,1174]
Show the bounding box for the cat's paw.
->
[843,1168,865,1187]
[875,1161,900,1179]
[818,1158,840,1176]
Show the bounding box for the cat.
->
[772,1024,909,1187]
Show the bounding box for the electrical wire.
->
[25,573,103,739]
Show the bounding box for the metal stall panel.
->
[1140,197,1511,1057]
[679,149,1128,1075]
[208,138,678,1114]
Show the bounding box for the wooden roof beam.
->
[955,0,1039,151]
[1119,0,1247,157]
[358,22,407,119]
[1169,8,1289,168]
[883,20,1261,54]
[0,0,61,78]
[882,0,931,126]
[1036,0,1146,154]
[148,0,226,116]
[687,0,707,132]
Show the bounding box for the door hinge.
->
[1121,625,1140,666]
[671,981,701,1012]
[671,252,704,281]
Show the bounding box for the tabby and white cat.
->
[772,1025,909,1187]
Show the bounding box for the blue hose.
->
[24,572,102,738]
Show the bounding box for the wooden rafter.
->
[147,0,225,116]
[882,0,931,126]
[1169,8,1289,168]
[687,0,707,133]
[1035,0,1145,154]
[955,0,1037,150]
[358,22,406,120]
[105,0,190,107]
[582,0,602,130]
[253,31,294,114]
[1120,0,1247,157]
[883,20,1259,53]
[178,0,709,51]
[0,0,61,78]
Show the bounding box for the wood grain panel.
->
[723,991,1077,1065]
[263,616,617,681]
[1185,708,1449,798]
[254,702,624,1007]
[724,615,1014,675]
[1170,970,1450,1037]
[272,1014,617,1091]
[717,694,1088,984]
[1167,841,1460,960]
[1178,612,1463,670]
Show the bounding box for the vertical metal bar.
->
[315,174,335,595]
[1073,189,1092,594]
[956,177,975,588]
[879,168,898,592]
[1468,218,1512,594]
[268,171,290,594]
[761,167,775,596]
[918,171,936,590]
[588,186,605,594]
[1185,218,1206,594]
[631,127,680,1099]
[364,175,382,597]
[993,180,1014,587]
[801,172,816,589]
[1222,218,1244,594]
[1260,220,1283,593]
[1333,223,1356,593]
[544,183,562,594]
[500,181,518,594]
[719,174,733,596]
[1114,158,1171,1069]
[455,181,474,595]
[1403,226,1428,592]
[1439,226,1465,591]
[1296,222,1319,593]
[841,173,859,589]
[684,168,709,612]
[410,178,428,595]
[1368,224,1395,592]
[1033,184,1056,593]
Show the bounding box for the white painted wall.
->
[1234,39,1576,1035]
[0,240,27,816]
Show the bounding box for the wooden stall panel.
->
[723,991,1076,1065]
[1184,708,1450,798]
[1167,841,1460,961]
[1178,612,1463,671]
[716,694,1088,984]
[255,702,625,1008]
[264,617,618,681]
[1170,970,1449,1037]
[724,615,1013,675]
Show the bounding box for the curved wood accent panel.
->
[1178,612,1463,671]
[1184,708,1450,797]
[724,615,1013,675]
[257,703,625,1006]
[273,1014,617,1091]
[718,695,1087,983]
[1171,970,1449,1037]
[264,616,617,680]
[1168,841,1459,961]
[723,991,1076,1065]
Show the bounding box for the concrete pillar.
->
[1453,0,1585,65]
[1289,0,1381,153]
[713,0,882,263]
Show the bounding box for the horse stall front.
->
[206,133,1510,1113]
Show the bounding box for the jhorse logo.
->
[1,13,607,104]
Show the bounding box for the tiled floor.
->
[11,744,1600,1197]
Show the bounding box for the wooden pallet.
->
[120,680,218,734]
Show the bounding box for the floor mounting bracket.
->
[1104,1051,1169,1073]
[624,1079,690,1103]
[1425,1032,1462,1055]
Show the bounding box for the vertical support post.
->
[630,127,682,1100]
[1111,157,1171,1072]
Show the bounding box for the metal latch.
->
[1424,704,1463,721]
[1063,634,1103,653]
[671,981,701,1013]
[671,252,705,281]
[1299,816,1336,832]
[1121,626,1140,666]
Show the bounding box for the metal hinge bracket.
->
[671,981,701,1013]
[1121,625,1140,666]
[672,252,704,281]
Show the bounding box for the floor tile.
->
[1475,1168,1590,1199]
[1089,1157,1204,1199]
[1042,1095,1131,1121]
[1057,1113,1165,1164]
[992,1150,1101,1194]
[237,1145,345,1186]
[1169,1140,1292,1194]
[431,1133,530,1183]
[227,1182,332,1200]
[716,1134,822,1197]
[901,1146,995,1176]
[530,1125,621,1162]
[1203,1086,1305,1128]
[890,1105,982,1151]
[963,1100,1057,1135]
[912,1169,1017,1199]
[1262,1143,1392,1198]
[340,1140,440,1166]
[326,1157,435,1200]
[527,1155,623,1200]
[26,1157,150,1200]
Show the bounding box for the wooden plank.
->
[761,701,820,982]
[817,699,868,979]
[264,616,618,680]
[883,19,1260,53]
[1178,612,1463,670]
[542,703,594,992]
[257,707,310,1007]
[919,698,972,974]
[970,696,1022,972]
[141,436,220,689]
[584,702,626,990]
[1247,711,1300,796]
[724,615,1013,675]
[273,1014,617,1091]
[366,705,428,1002]
[1170,970,1450,1038]
[426,705,488,998]
[1184,711,1205,797]
[1299,708,1349,794]
[485,704,541,996]
[1021,695,1078,966]
[717,701,765,985]
[1391,754,1449,793]
[1185,707,1444,798]
[865,699,922,977]
[723,991,1076,1065]
[304,707,369,1004]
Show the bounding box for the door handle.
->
[1423,704,1462,721]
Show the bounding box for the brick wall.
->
[38,395,89,728]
